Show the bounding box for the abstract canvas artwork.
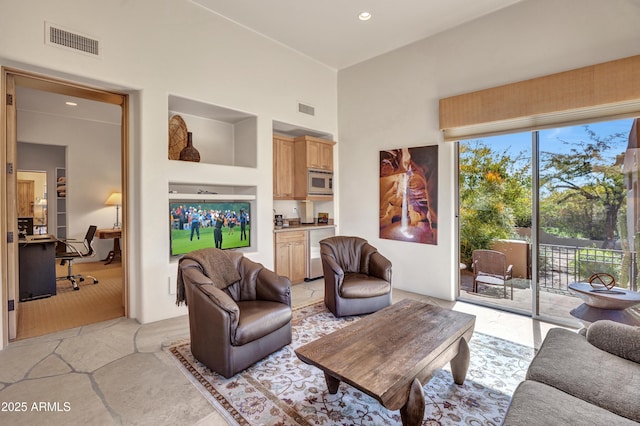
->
[379,145,438,244]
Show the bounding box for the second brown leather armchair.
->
[320,236,392,317]
[179,249,292,378]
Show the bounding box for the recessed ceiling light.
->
[358,12,372,21]
[65,101,78,106]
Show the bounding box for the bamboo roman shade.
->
[439,55,640,141]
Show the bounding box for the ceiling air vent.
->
[45,22,101,57]
[298,102,315,116]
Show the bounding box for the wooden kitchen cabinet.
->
[275,230,307,284]
[273,135,295,199]
[294,135,335,171]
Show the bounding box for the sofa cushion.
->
[527,328,640,422]
[340,274,391,298]
[586,320,640,364]
[233,300,292,346]
[503,380,638,426]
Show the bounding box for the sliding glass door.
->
[458,117,639,324]
[537,119,636,322]
[458,132,533,315]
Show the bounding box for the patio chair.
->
[472,249,513,300]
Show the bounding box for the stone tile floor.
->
[0,280,574,425]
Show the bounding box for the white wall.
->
[0,0,338,345]
[337,0,640,300]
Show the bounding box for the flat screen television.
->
[18,217,34,236]
[170,200,250,256]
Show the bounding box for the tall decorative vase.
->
[179,132,200,162]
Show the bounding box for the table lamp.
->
[105,192,122,229]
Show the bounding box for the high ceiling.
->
[16,1,525,120]
[192,0,524,70]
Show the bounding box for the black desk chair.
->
[56,225,99,290]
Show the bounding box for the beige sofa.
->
[503,320,640,425]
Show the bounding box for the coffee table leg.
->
[400,378,425,426]
[450,337,470,385]
[324,372,340,394]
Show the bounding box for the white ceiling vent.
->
[298,102,315,116]
[45,22,101,57]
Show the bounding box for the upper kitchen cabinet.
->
[294,135,335,171]
[273,134,295,199]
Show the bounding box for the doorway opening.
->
[2,68,129,344]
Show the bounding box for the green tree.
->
[540,126,626,247]
[540,191,604,239]
[459,141,531,265]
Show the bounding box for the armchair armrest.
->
[256,267,292,306]
[198,283,240,322]
[369,252,392,283]
[321,254,345,279]
[321,254,345,294]
[586,320,640,364]
[180,263,212,286]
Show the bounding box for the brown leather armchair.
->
[179,250,292,378]
[320,236,392,317]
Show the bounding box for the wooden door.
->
[17,180,34,218]
[4,71,19,341]
[290,239,307,283]
[273,137,294,199]
[306,141,321,169]
[319,142,333,171]
[274,241,290,277]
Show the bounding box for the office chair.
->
[56,225,99,290]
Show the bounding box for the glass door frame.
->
[455,131,580,328]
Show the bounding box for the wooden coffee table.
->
[295,299,476,426]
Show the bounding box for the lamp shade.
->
[105,192,122,206]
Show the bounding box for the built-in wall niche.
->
[168,183,257,198]
[168,95,257,168]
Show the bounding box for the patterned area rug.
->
[168,301,534,425]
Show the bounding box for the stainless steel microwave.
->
[308,169,333,195]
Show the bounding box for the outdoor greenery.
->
[571,247,622,282]
[458,141,531,265]
[540,127,626,246]
[459,125,630,274]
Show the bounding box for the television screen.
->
[170,201,250,256]
[18,217,34,236]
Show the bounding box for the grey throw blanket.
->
[176,248,241,306]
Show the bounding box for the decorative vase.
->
[179,132,200,162]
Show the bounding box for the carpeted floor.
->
[15,261,124,340]
[169,301,535,425]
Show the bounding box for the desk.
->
[95,228,122,264]
[19,235,57,301]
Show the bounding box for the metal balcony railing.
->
[538,244,638,293]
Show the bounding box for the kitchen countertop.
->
[274,223,336,233]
